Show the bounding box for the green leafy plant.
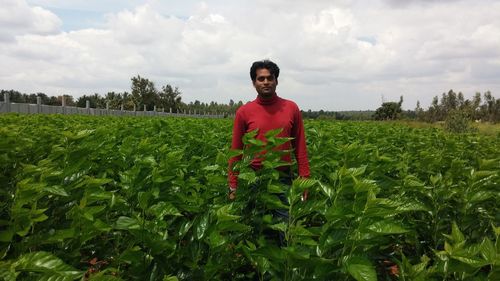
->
[0,114,498,280]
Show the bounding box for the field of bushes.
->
[0,114,499,280]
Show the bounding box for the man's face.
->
[253,68,278,98]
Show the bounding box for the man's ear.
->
[276,78,278,86]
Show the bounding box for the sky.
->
[1,0,500,111]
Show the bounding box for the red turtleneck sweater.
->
[228,93,310,189]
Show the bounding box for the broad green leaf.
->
[255,256,271,274]
[365,220,408,234]
[115,216,140,230]
[289,178,317,203]
[137,191,151,210]
[267,184,285,194]
[283,245,310,260]
[394,199,430,212]
[430,173,442,185]
[227,149,243,159]
[451,256,488,267]
[178,220,193,237]
[246,240,257,250]
[70,129,94,140]
[295,236,318,246]
[346,166,366,177]
[13,251,83,280]
[261,193,288,210]
[238,172,257,183]
[93,219,112,232]
[290,225,315,236]
[292,178,317,190]
[242,129,258,144]
[247,138,265,146]
[208,231,227,248]
[479,238,496,263]
[43,185,69,197]
[444,241,453,254]
[0,263,17,281]
[404,175,425,187]
[44,228,76,243]
[492,223,500,236]
[149,202,182,218]
[194,213,210,240]
[79,177,112,188]
[83,205,107,221]
[451,222,465,243]
[202,165,219,171]
[269,223,287,232]
[469,191,496,203]
[345,256,376,281]
[216,221,251,232]
[32,213,48,222]
[216,205,240,222]
[354,179,377,193]
[479,158,499,170]
[264,128,283,139]
[472,170,497,180]
[152,174,176,184]
[317,181,334,199]
[119,246,144,265]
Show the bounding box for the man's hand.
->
[301,189,309,202]
[228,188,236,200]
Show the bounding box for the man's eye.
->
[257,76,274,82]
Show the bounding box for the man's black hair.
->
[250,59,280,81]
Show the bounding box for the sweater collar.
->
[256,93,279,105]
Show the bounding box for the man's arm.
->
[291,105,310,201]
[291,105,310,179]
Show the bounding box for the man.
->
[228,59,310,200]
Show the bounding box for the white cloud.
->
[0,0,61,41]
[1,0,500,110]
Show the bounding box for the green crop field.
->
[0,114,499,280]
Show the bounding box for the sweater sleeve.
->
[228,110,246,189]
[291,106,310,178]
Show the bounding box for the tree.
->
[131,75,157,111]
[75,94,105,108]
[373,96,403,120]
[59,95,75,106]
[158,84,182,113]
[104,91,123,109]
[415,100,424,121]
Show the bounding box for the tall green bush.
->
[444,109,475,133]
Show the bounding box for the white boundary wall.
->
[0,94,233,118]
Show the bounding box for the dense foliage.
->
[416,90,500,124]
[0,114,499,280]
[1,76,244,115]
[373,96,404,121]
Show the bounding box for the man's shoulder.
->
[279,97,300,111]
[235,100,257,115]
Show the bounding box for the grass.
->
[392,120,500,136]
[472,121,500,136]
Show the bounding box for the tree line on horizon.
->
[0,75,244,115]
[1,77,498,123]
[368,89,499,123]
[415,89,499,123]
